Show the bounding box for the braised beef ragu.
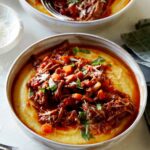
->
[27,41,135,140]
[51,0,115,21]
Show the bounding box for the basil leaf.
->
[96,103,102,110]
[76,78,83,89]
[92,56,105,66]
[73,47,90,54]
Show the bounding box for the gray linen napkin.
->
[121,19,150,131]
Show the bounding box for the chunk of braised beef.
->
[54,80,65,101]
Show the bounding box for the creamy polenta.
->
[12,42,139,144]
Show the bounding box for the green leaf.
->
[78,110,93,140]
[83,70,88,75]
[82,69,88,75]
[81,123,93,140]
[76,78,83,89]
[108,63,112,67]
[70,63,75,67]
[81,68,88,75]
[72,47,91,55]
[47,85,57,92]
[91,56,105,66]
[96,103,102,110]
[79,111,87,123]
[79,49,91,54]
[48,78,57,92]
[40,88,46,93]
[73,47,79,54]
[29,88,34,97]
[67,0,80,4]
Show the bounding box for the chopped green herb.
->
[82,68,88,75]
[47,85,57,92]
[29,88,34,97]
[73,47,80,54]
[96,103,102,110]
[76,78,83,89]
[67,0,80,4]
[108,63,112,67]
[70,63,75,67]
[40,88,46,93]
[79,49,91,54]
[72,47,91,54]
[51,85,57,92]
[48,78,57,92]
[78,110,93,140]
[91,56,105,66]
[81,123,93,140]
[79,111,87,123]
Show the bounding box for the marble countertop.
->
[0,0,150,149]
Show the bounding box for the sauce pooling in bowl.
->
[12,40,139,144]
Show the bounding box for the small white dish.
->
[0,4,23,55]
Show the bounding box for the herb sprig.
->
[78,111,93,140]
[67,0,80,4]
[76,78,83,89]
[29,88,34,97]
[73,47,91,55]
[91,56,105,66]
[81,123,93,140]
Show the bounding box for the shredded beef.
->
[51,0,115,21]
[27,41,135,135]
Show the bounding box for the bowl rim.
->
[20,0,135,25]
[0,3,23,55]
[6,33,147,148]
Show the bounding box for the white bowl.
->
[19,0,134,32]
[6,33,147,150]
[0,4,23,55]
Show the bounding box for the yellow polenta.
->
[12,47,139,144]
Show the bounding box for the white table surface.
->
[0,0,150,149]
